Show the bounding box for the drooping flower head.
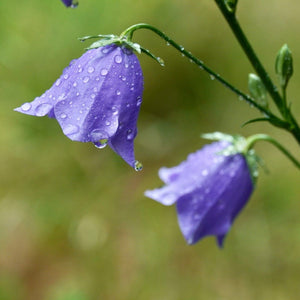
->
[15,44,144,170]
[61,0,78,8]
[145,133,258,247]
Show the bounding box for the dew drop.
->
[95,77,100,81]
[63,74,69,80]
[121,76,126,82]
[114,55,123,64]
[210,74,215,80]
[78,67,82,73]
[116,90,121,96]
[93,87,98,92]
[134,160,143,171]
[94,140,108,149]
[60,113,67,119]
[100,68,108,76]
[55,79,61,86]
[87,66,95,73]
[63,124,79,136]
[21,102,31,111]
[111,106,118,115]
[105,120,111,126]
[126,129,134,140]
[201,169,208,176]
[136,96,142,107]
[73,82,78,87]
[91,94,96,99]
[89,129,108,141]
[35,103,52,116]
[83,76,89,83]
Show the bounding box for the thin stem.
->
[245,134,300,170]
[214,0,300,144]
[120,23,287,129]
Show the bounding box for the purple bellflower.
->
[145,137,255,247]
[61,0,78,8]
[15,44,144,170]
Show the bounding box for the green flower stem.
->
[214,0,300,144]
[245,134,300,170]
[120,23,288,130]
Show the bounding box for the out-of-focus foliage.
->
[0,0,300,299]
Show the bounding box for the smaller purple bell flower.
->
[145,136,256,247]
[61,0,78,8]
[15,44,144,170]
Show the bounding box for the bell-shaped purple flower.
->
[61,0,78,8]
[15,44,144,169]
[145,141,254,247]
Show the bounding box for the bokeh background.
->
[0,0,300,299]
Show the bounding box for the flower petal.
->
[176,153,253,246]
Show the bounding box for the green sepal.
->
[79,31,164,66]
[275,44,293,90]
[202,132,260,184]
[140,47,165,66]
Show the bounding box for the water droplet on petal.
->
[87,66,95,73]
[73,82,78,87]
[105,120,111,126]
[136,96,142,107]
[201,169,208,176]
[126,129,134,140]
[116,90,121,96]
[55,79,61,86]
[114,55,123,64]
[64,74,69,80]
[89,129,108,141]
[100,69,108,76]
[21,103,31,111]
[35,103,52,116]
[94,140,108,149]
[91,94,96,99]
[60,113,67,119]
[134,160,143,171]
[63,124,79,136]
[111,106,118,115]
[83,76,89,83]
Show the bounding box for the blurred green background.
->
[0,0,300,299]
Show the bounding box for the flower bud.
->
[248,73,267,107]
[275,44,293,89]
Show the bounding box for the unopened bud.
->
[275,44,293,89]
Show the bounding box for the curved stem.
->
[214,0,300,144]
[120,23,287,129]
[245,134,300,170]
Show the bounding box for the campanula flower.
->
[61,0,78,8]
[15,44,144,170]
[145,140,254,247]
